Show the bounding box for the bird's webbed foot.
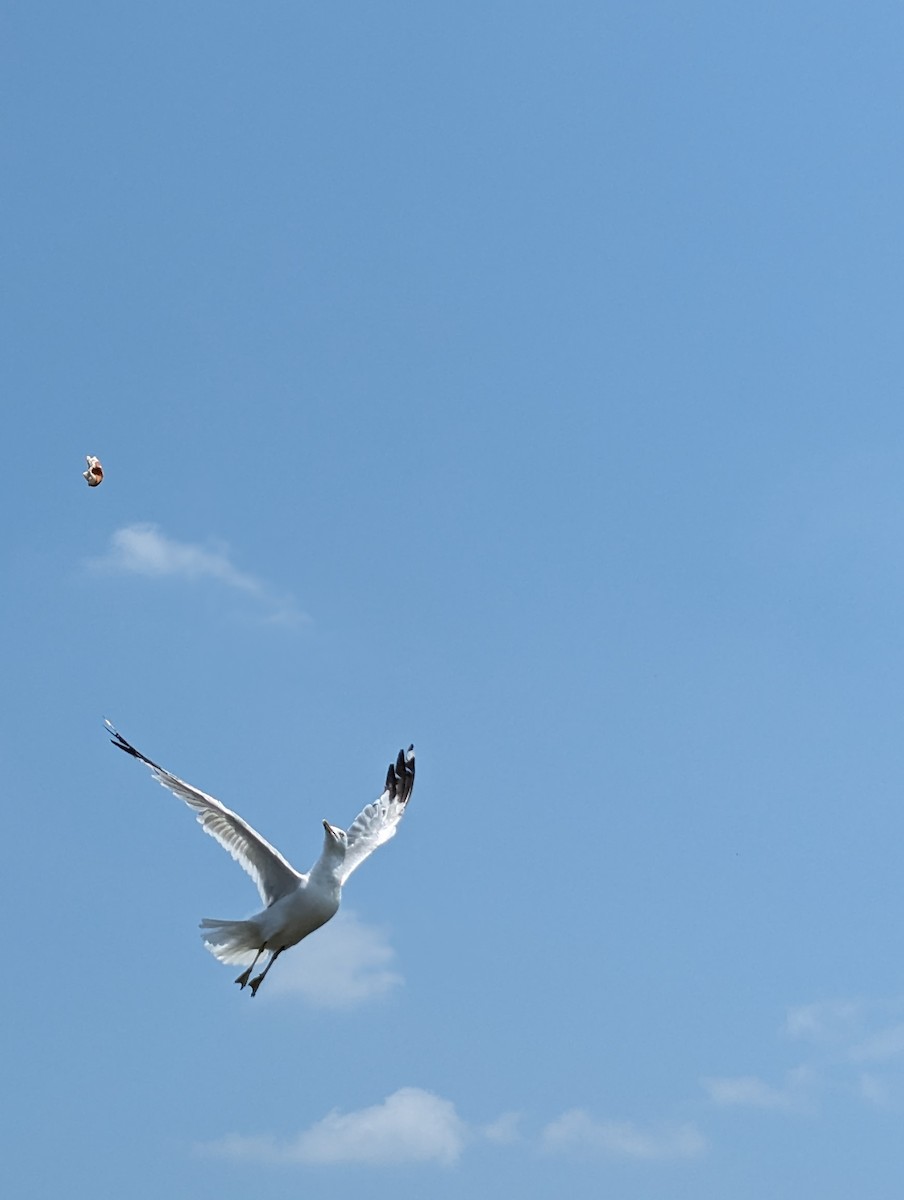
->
[235,947,265,989]
[247,946,285,996]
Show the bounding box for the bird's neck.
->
[309,855,344,890]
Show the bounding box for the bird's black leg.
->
[249,946,285,997]
[235,946,266,989]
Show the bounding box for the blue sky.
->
[4,2,904,1195]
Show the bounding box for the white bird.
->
[105,720,415,996]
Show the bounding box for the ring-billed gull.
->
[105,720,415,996]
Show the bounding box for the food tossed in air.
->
[83,455,103,487]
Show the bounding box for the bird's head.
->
[322,820,348,858]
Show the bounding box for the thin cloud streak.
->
[785,996,904,1065]
[785,999,866,1044]
[480,1111,523,1145]
[91,522,304,625]
[858,1073,892,1107]
[849,1023,904,1064]
[541,1111,706,1159]
[702,1068,813,1113]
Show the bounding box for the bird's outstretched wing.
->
[340,745,415,884]
[105,720,302,907]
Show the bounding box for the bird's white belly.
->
[259,885,340,950]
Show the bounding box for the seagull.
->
[105,720,415,996]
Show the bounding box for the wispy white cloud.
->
[785,998,865,1044]
[849,1023,904,1064]
[203,991,904,1179]
[265,910,402,1008]
[201,1088,467,1167]
[90,522,304,625]
[480,1111,523,1145]
[702,1067,814,1113]
[200,1090,705,1170]
[540,1110,706,1160]
[707,994,904,1119]
[785,996,904,1070]
[858,1072,892,1107]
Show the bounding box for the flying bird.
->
[105,720,415,996]
[83,455,103,486]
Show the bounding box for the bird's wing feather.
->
[340,745,415,884]
[105,720,302,906]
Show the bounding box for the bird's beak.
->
[323,820,337,840]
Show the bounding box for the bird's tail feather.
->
[199,918,262,966]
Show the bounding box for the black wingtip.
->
[386,744,415,805]
[104,718,164,771]
[105,718,134,755]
